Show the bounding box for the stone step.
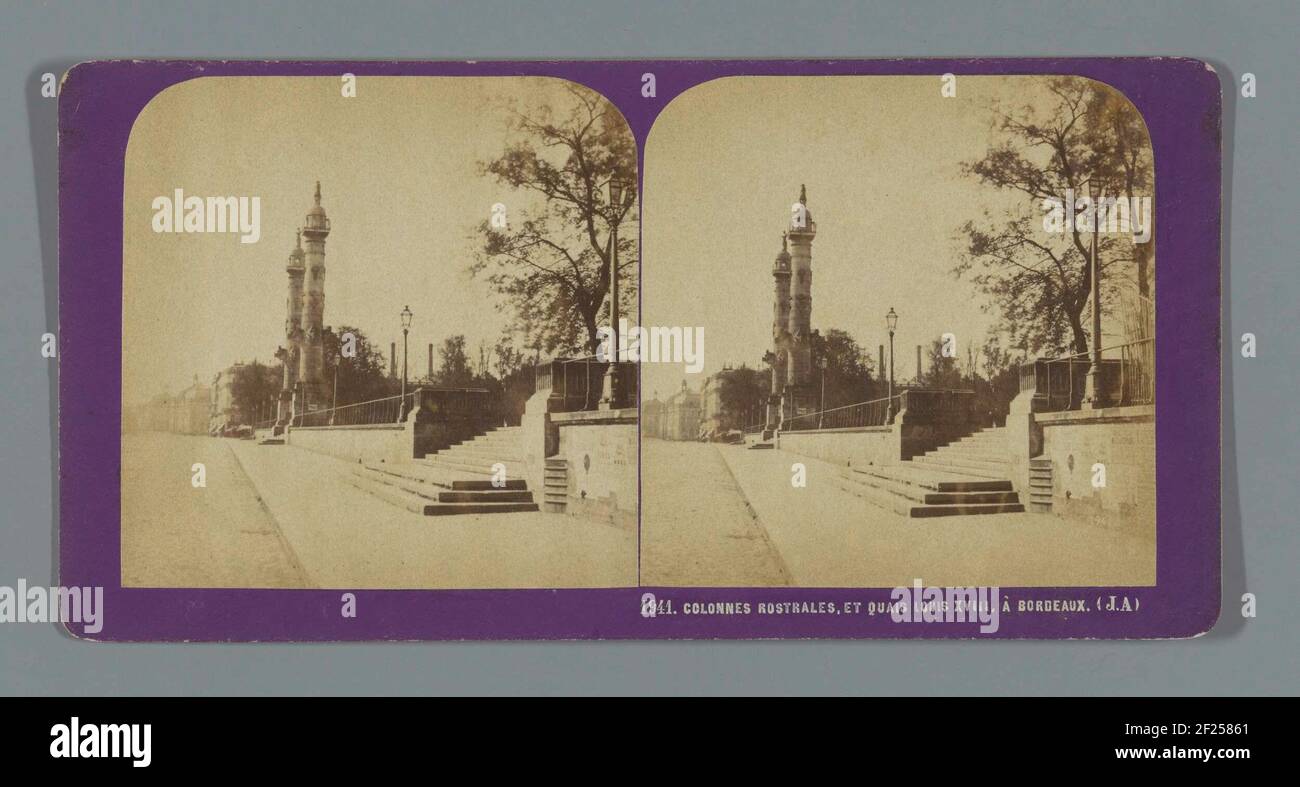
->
[362,460,455,489]
[414,456,501,476]
[952,436,1009,450]
[357,466,534,503]
[347,469,538,515]
[945,443,1006,456]
[836,473,910,516]
[958,429,1000,439]
[367,459,526,490]
[905,458,1009,480]
[438,489,535,504]
[844,468,1019,505]
[909,502,1025,518]
[838,471,1023,518]
[464,434,523,445]
[856,464,1014,493]
[932,445,1013,462]
[438,447,525,464]
[911,455,1012,476]
[446,478,528,491]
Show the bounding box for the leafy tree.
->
[491,335,535,425]
[470,82,638,355]
[493,335,530,380]
[923,337,965,389]
[811,328,877,409]
[229,360,281,426]
[976,335,1023,423]
[434,334,474,388]
[322,325,395,407]
[715,366,769,431]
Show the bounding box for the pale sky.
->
[640,75,1148,399]
[122,76,594,404]
[121,74,1149,407]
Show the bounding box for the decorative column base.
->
[598,364,621,411]
[1082,367,1106,409]
[273,388,294,436]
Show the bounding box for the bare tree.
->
[955,77,1152,356]
[471,83,638,356]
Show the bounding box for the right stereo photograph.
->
[639,75,1157,590]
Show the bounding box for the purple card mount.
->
[58,58,1220,641]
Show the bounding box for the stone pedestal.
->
[273,388,294,436]
[778,385,815,429]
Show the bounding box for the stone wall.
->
[553,409,638,530]
[894,389,977,460]
[776,389,976,467]
[1037,404,1155,534]
[518,389,554,497]
[777,426,900,469]
[286,423,409,464]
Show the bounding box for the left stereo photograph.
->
[114,76,640,592]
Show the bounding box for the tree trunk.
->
[1067,306,1089,356]
[1136,246,1151,298]
[582,304,601,356]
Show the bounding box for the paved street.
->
[641,439,1155,588]
[121,432,309,588]
[639,439,792,587]
[121,432,636,589]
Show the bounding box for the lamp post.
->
[600,177,635,410]
[817,355,827,429]
[1082,223,1103,409]
[329,342,341,426]
[884,307,898,424]
[398,305,413,422]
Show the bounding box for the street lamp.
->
[600,176,636,410]
[398,305,413,421]
[884,307,898,424]
[817,355,827,429]
[1082,223,1103,409]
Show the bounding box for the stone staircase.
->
[344,425,540,516]
[836,426,1026,518]
[543,458,568,513]
[1028,458,1054,512]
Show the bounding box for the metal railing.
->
[535,355,639,412]
[1020,338,1154,412]
[781,393,901,432]
[295,391,414,427]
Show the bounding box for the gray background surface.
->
[1,0,1294,696]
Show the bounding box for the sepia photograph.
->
[118,76,639,589]
[639,75,1157,588]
